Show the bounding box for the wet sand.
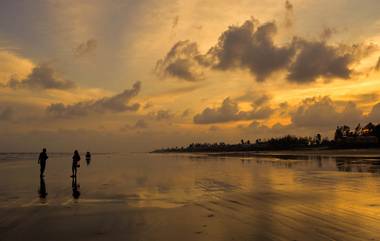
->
[1,152,380,241]
[207,148,380,158]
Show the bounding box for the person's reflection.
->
[39,176,48,200]
[72,175,81,199]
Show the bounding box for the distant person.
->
[38,148,48,177]
[39,176,48,199]
[71,150,81,177]
[85,151,91,166]
[72,175,80,199]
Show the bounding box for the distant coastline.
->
[152,122,380,154]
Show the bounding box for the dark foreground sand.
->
[1,152,380,241]
[2,189,380,241]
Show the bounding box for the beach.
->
[1,151,380,241]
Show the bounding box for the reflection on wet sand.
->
[38,176,47,201]
[72,176,80,199]
[0,153,380,241]
[246,154,380,174]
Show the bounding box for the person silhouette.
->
[71,150,81,177]
[39,176,48,199]
[72,175,80,199]
[85,151,91,166]
[38,148,48,177]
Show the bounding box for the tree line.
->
[153,122,380,153]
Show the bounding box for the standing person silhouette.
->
[38,148,48,177]
[85,151,91,166]
[71,150,81,177]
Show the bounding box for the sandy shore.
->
[1,152,380,241]
[2,190,380,241]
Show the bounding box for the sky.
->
[1,0,380,152]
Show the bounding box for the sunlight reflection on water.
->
[1,152,380,208]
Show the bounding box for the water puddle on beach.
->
[1,152,380,240]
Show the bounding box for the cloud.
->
[134,119,148,129]
[181,108,191,117]
[290,96,364,128]
[121,119,149,131]
[144,102,153,109]
[7,64,76,90]
[210,20,295,81]
[46,81,141,117]
[159,17,377,84]
[351,92,379,103]
[0,107,13,121]
[193,97,273,124]
[367,102,380,120]
[284,0,294,28]
[154,110,173,121]
[376,57,380,71]
[74,39,97,57]
[209,125,220,132]
[235,91,271,105]
[244,121,293,137]
[155,40,204,81]
[0,50,34,83]
[172,16,179,29]
[320,27,337,40]
[285,0,293,11]
[287,40,355,83]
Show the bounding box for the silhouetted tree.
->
[315,133,322,145]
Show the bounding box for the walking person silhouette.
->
[71,150,81,177]
[38,148,48,177]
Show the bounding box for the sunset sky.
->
[1,0,380,152]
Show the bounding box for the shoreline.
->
[153,148,380,159]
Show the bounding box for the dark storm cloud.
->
[46,81,141,117]
[210,20,295,81]
[155,40,204,81]
[159,18,376,84]
[193,97,273,124]
[74,39,97,57]
[290,96,364,128]
[8,64,76,90]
